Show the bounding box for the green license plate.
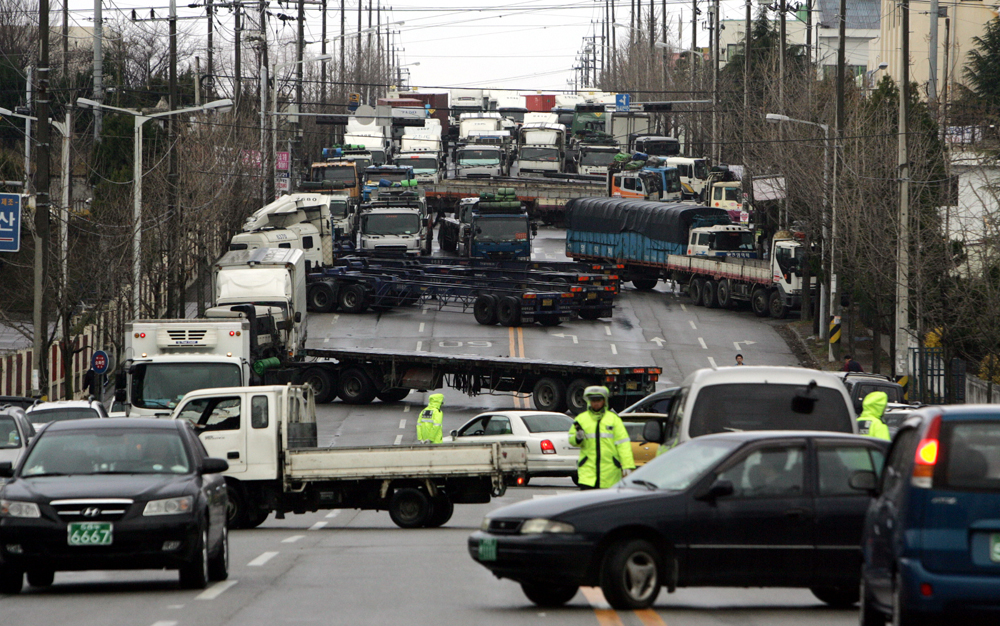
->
[991,534,1000,563]
[478,537,498,562]
[542,299,553,306]
[68,522,113,546]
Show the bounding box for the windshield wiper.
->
[628,479,658,490]
[22,472,68,477]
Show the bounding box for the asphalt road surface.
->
[2,228,854,626]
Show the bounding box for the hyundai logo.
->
[82,507,101,518]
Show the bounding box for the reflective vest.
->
[416,393,444,443]
[857,391,891,441]
[568,409,635,488]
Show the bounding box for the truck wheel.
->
[388,488,433,528]
[536,314,561,327]
[497,296,522,327]
[338,367,377,404]
[702,280,718,308]
[308,283,337,313]
[751,287,771,317]
[243,507,270,529]
[473,294,499,325]
[302,367,336,404]
[377,388,410,402]
[631,278,658,291]
[566,378,597,415]
[578,309,602,321]
[424,496,454,528]
[688,278,703,305]
[339,284,369,314]
[716,279,732,308]
[225,481,249,529]
[768,290,789,319]
[533,377,568,412]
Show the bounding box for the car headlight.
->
[0,500,41,518]
[481,517,491,532]
[520,518,575,534]
[143,496,194,516]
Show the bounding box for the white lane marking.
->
[399,419,407,429]
[604,326,612,336]
[394,434,403,445]
[698,337,708,350]
[323,337,330,343]
[708,357,718,368]
[415,340,423,352]
[330,314,340,325]
[689,320,697,330]
[418,322,425,333]
[166,605,185,609]
[309,521,327,531]
[151,621,178,626]
[247,551,279,567]
[195,580,238,601]
[422,306,429,315]
[610,344,617,355]
[281,535,304,543]
[680,303,687,312]
[325,511,340,518]
[403,404,411,413]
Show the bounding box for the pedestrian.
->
[568,386,635,489]
[416,393,444,444]
[843,355,863,372]
[857,391,891,441]
[735,354,744,366]
[82,367,96,397]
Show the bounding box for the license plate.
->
[542,299,552,306]
[626,381,639,390]
[478,537,498,562]
[991,534,1000,562]
[68,522,113,546]
[587,293,597,299]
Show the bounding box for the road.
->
[3,228,851,626]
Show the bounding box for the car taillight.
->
[912,415,942,488]
[540,440,556,455]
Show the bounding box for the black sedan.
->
[0,418,230,593]
[469,430,887,609]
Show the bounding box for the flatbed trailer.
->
[274,347,661,414]
[424,177,605,224]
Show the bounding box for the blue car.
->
[860,406,1000,624]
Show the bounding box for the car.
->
[469,430,887,609]
[0,407,35,468]
[25,399,108,428]
[0,418,230,593]
[840,372,906,414]
[444,411,577,482]
[859,405,1000,624]
[620,387,679,415]
[0,396,36,411]
[618,413,669,466]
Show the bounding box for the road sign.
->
[91,350,110,375]
[615,93,631,112]
[275,174,290,192]
[0,193,21,253]
[348,93,361,113]
[354,104,376,125]
[276,151,290,171]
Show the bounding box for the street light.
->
[76,97,233,316]
[866,61,889,91]
[766,113,834,360]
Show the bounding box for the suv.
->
[25,399,108,428]
[840,372,905,414]
[860,406,1000,624]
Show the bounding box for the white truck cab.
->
[686,224,757,258]
[359,207,426,256]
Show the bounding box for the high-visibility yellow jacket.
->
[416,393,444,443]
[569,408,635,488]
[857,391,891,441]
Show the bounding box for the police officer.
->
[568,386,635,489]
[416,393,444,444]
[857,391,891,441]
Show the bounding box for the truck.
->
[607,155,683,202]
[343,133,390,166]
[575,143,621,177]
[632,135,680,157]
[396,91,451,136]
[303,157,361,205]
[361,164,416,201]
[517,123,567,176]
[438,189,535,260]
[458,112,504,142]
[708,180,748,224]
[395,132,445,183]
[565,197,808,317]
[357,189,432,256]
[665,156,711,200]
[455,144,508,178]
[523,93,556,113]
[449,88,487,117]
[171,384,529,528]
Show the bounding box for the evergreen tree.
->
[965,17,1000,115]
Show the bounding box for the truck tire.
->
[243,507,270,529]
[533,377,568,412]
[225,480,249,529]
[339,284,369,314]
[566,378,597,415]
[702,280,718,308]
[424,496,454,528]
[308,283,337,313]
[688,278,703,305]
[388,488,433,528]
[473,294,499,325]
[579,309,602,321]
[751,287,771,317]
[338,367,378,404]
[536,314,561,327]
[768,290,789,319]
[377,388,410,402]
[302,367,336,404]
[497,296,522,327]
[631,277,658,291]
[716,279,733,309]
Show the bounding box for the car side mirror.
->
[0,461,13,478]
[450,429,458,438]
[201,458,229,475]
[294,311,302,323]
[642,420,665,444]
[114,388,127,403]
[848,470,879,495]
[697,479,734,501]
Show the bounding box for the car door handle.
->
[784,508,812,519]
[227,451,240,460]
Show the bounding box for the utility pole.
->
[24,68,32,186]
[356,0,362,91]
[805,0,812,67]
[93,0,103,140]
[711,0,719,162]
[690,0,697,155]
[321,0,328,104]
[234,6,242,106]
[895,0,911,379]
[611,0,617,89]
[779,0,786,113]
[831,0,847,361]
[942,12,950,122]
[33,0,52,398]
[62,0,68,79]
[340,0,346,102]
[260,1,270,202]
[207,0,214,98]
[294,0,305,185]
[928,0,939,107]
[167,0,181,318]
[743,0,751,163]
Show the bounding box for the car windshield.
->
[313,165,356,183]
[362,213,421,236]
[520,413,573,433]
[21,429,191,476]
[0,415,22,448]
[580,151,617,166]
[403,158,438,172]
[688,383,854,437]
[459,150,500,165]
[477,217,529,243]
[625,439,740,490]
[26,407,99,426]
[520,147,559,162]
[131,362,243,410]
[939,421,1000,491]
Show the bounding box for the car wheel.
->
[521,582,579,607]
[532,377,567,412]
[243,507,270,529]
[424,496,454,528]
[26,569,54,588]
[631,278,658,291]
[208,524,229,581]
[566,378,597,415]
[860,574,887,626]
[578,309,602,321]
[337,367,377,404]
[388,488,433,528]
[688,278,703,305]
[811,585,859,607]
[179,528,210,590]
[600,539,662,610]
[701,280,718,308]
[0,567,23,594]
[716,279,732,308]
[497,296,522,327]
[536,314,562,327]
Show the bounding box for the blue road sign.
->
[615,93,631,113]
[91,350,111,375]
[0,193,21,253]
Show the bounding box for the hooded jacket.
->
[417,393,444,443]
[568,387,635,488]
[857,391,890,441]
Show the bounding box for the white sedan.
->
[444,411,578,482]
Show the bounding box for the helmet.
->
[583,385,610,401]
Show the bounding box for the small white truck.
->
[172,385,529,529]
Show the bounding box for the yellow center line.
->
[580,587,625,626]
[634,609,668,626]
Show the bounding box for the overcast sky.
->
[65,0,750,93]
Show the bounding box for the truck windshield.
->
[499,110,526,123]
[347,157,372,171]
[313,166,356,183]
[477,217,529,243]
[459,150,500,165]
[663,169,681,193]
[520,147,559,162]
[370,149,386,166]
[362,213,422,235]
[712,231,755,251]
[637,140,680,156]
[131,362,242,410]
[693,159,709,180]
[580,151,617,166]
[403,158,438,172]
[365,171,410,184]
[329,200,350,219]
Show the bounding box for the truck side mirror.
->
[116,370,126,389]
[294,312,302,323]
[0,462,13,478]
[531,223,538,236]
[114,388,127,402]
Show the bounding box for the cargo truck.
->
[438,189,535,260]
[357,189,432,256]
[517,123,567,176]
